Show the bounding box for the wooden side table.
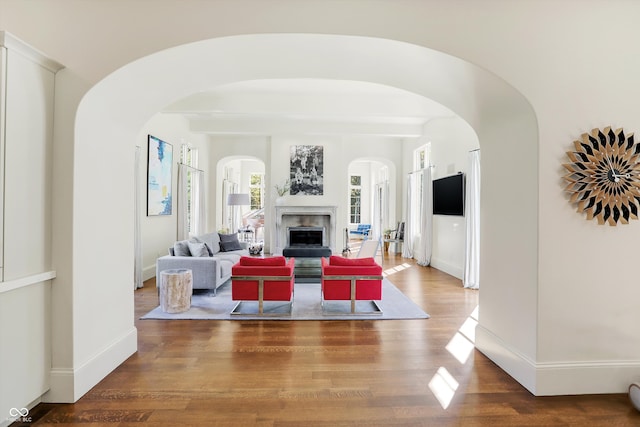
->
[159,269,193,313]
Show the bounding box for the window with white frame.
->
[412,143,431,234]
[349,175,362,224]
[249,173,264,211]
[181,144,199,234]
[414,143,431,171]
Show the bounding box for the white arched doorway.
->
[347,157,397,241]
[216,155,266,240]
[59,34,538,402]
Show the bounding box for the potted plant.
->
[383,228,394,252]
[274,179,291,205]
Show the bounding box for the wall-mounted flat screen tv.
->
[432,173,464,216]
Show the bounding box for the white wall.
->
[405,117,479,279]
[0,34,60,423]
[137,114,210,281]
[38,32,537,405]
[2,0,638,404]
[209,134,401,254]
[46,66,91,408]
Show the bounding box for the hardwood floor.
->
[25,253,637,426]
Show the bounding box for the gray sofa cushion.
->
[214,251,244,263]
[173,240,191,256]
[188,241,211,257]
[219,233,243,251]
[216,250,245,277]
[195,232,221,254]
[220,240,243,251]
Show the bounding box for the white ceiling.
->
[162,79,456,137]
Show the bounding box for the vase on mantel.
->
[275,196,286,206]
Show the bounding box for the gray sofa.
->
[155,232,248,294]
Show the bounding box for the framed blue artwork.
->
[147,135,173,216]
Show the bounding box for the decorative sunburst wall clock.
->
[563,127,640,226]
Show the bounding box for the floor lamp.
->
[227,193,250,234]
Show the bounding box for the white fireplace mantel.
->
[274,206,337,254]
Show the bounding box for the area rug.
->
[141,278,429,321]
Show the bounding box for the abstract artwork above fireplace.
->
[290,145,323,195]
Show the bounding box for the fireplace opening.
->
[288,226,324,247]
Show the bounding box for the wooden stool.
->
[159,269,193,313]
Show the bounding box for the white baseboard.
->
[143,264,156,282]
[43,327,137,403]
[430,258,463,280]
[535,360,640,395]
[475,324,537,393]
[476,324,640,395]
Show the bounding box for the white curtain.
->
[372,184,381,240]
[177,163,206,240]
[191,168,206,237]
[464,150,481,289]
[134,146,143,289]
[177,164,189,241]
[416,168,433,266]
[402,173,414,258]
[372,182,388,240]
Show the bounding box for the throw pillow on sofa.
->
[188,241,212,257]
[189,237,213,256]
[219,233,243,252]
[193,234,216,255]
[173,240,192,256]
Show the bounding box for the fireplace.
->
[288,226,324,247]
[274,206,337,254]
[281,222,332,283]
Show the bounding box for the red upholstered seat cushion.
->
[231,257,295,301]
[329,255,376,266]
[239,255,287,266]
[232,279,293,301]
[232,265,293,276]
[322,264,382,276]
[322,256,382,276]
[321,256,382,300]
[322,280,382,301]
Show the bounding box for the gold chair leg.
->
[351,278,356,313]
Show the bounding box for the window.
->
[350,175,362,224]
[181,144,199,234]
[414,143,431,171]
[412,144,431,235]
[249,173,264,210]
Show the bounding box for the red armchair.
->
[231,256,295,315]
[321,255,383,314]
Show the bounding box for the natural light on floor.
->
[429,305,479,409]
[428,367,459,410]
[445,332,475,364]
[382,263,411,277]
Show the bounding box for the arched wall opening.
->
[60,34,538,401]
[215,155,266,239]
[347,157,397,240]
